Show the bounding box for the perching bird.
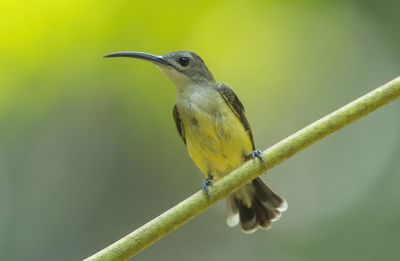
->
[104,51,287,233]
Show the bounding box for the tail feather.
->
[237,199,258,232]
[226,177,287,233]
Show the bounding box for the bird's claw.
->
[201,175,214,197]
[250,149,264,163]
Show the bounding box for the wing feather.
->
[172,105,186,144]
[215,83,255,149]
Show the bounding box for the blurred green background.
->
[1,0,400,260]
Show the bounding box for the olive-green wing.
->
[216,83,255,149]
[172,105,186,144]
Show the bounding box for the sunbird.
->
[104,51,287,233]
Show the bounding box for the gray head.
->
[104,51,214,86]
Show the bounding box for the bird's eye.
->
[178,57,190,67]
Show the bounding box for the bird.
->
[103,51,287,233]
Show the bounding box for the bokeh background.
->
[1,0,400,260]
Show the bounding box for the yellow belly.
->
[183,106,253,179]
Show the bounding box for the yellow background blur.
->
[1,1,400,260]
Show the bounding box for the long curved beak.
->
[103,51,171,66]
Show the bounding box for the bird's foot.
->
[246,149,264,163]
[201,174,214,197]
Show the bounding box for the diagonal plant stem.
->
[84,76,400,261]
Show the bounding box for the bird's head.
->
[103,51,214,87]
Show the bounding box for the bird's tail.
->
[226,177,287,233]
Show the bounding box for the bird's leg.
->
[246,149,264,163]
[201,174,214,197]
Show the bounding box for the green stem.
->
[84,76,400,261]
